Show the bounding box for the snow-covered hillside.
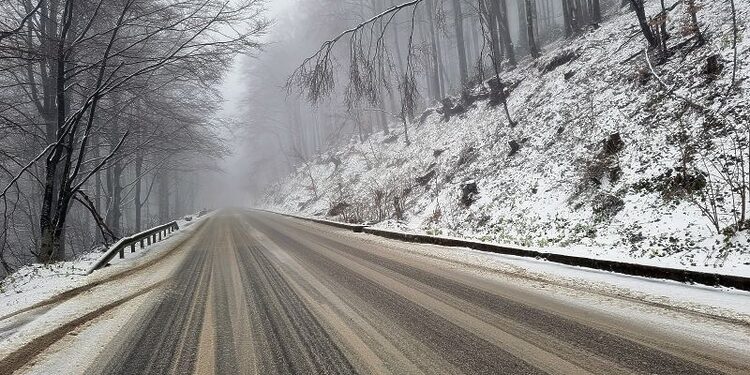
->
[264,1,750,275]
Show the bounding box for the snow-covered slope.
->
[264,1,750,275]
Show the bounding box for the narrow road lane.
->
[87,210,750,374]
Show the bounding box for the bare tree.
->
[289,1,424,145]
[683,0,704,46]
[0,0,43,42]
[452,0,469,86]
[525,0,540,58]
[0,0,267,264]
[727,0,738,92]
[628,0,658,47]
[492,0,516,67]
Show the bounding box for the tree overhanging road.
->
[16,210,750,374]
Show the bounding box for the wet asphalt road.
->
[87,210,750,374]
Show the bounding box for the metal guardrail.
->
[360,227,750,291]
[256,209,750,292]
[88,221,179,274]
[254,209,367,232]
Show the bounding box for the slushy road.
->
[44,210,750,374]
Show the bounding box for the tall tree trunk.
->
[570,0,581,32]
[496,0,516,66]
[452,0,469,86]
[426,0,443,100]
[39,0,71,263]
[591,0,602,23]
[105,167,113,233]
[104,159,123,239]
[158,169,170,223]
[92,133,102,240]
[174,176,180,219]
[377,99,389,134]
[189,175,196,214]
[728,0,737,89]
[469,13,481,75]
[518,0,529,56]
[436,32,448,95]
[685,0,704,45]
[110,161,122,237]
[576,0,588,26]
[562,0,573,37]
[376,2,391,137]
[390,0,405,75]
[492,0,516,67]
[546,0,553,29]
[481,0,503,72]
[629,0,658,47]
[658,0,669,57]
[134,151,143,232]
[526,0,540,58]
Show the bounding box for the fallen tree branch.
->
[288,0,423,102]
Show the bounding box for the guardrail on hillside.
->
[255,209,750,292]
[88,221,179,274]
[360,227,750,291]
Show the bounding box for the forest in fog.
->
[0,0,267,273]
[243,0,616,187]
[1,0,747,275]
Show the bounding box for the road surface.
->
[8,210,750,374]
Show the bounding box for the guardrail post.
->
[119,245,124,259]
[131,243,136,253]
[159,231,162,241]
[140,238,144,248]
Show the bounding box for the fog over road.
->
[76,210,749,374]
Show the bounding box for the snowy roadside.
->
[11,288,158,375]
[0,212,211,318]
[357,228,750,325]
[266,205,750,279]
[370,219,750,278]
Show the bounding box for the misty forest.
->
[0,0,748,277]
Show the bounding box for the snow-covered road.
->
[1,209,748,374]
